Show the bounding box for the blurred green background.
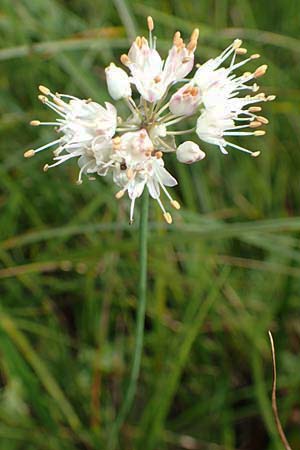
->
[0,0,300,449]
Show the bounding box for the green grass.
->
[1,0,300,448]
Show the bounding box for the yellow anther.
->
[38,95,47,103]
[115,190,125,199]
[155,151,163,159]
[120,54,130,66]
[38,85,50,95]
[254,64,268,78]
[250,121,262,128]
[267,95,276,101]
[251,54,261,59]
[30,120,40,126]
[251,151,261,158]
[254,130,266,136]
[163,212,173,224]
[257,116,269,124]
[24,149,35,158]
[53,96,65,107]
[147,16,154,31]
[249,106,262,112]
[126,168,134,179]
[171,200,180,210]
[233,39,242,49]
[43,164,49,172]
[235,47,247,55]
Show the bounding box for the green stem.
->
[109,191,149,449]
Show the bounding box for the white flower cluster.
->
[25,17,274,223]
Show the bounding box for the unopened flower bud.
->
[105,63,132,100]
[176,141,206,164]
[169,84,202,116]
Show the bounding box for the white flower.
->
[26,18,274,224]
[105,63,132,100]
[193,39,270,112]
[169,83,202,116]
[196,105,266,156]
[112,129,179,223]
[24,86,117,181]
[176,141,206,164]
[120,21,199,103]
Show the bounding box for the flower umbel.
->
[25,17,274,223]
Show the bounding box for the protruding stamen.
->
[163,212,173,224]
[38,85,50,95]
[171,200,180,210]
[24,149,35,158]
[251,54,261,59]
[43,164,49,172]
[251,151,261,158]
[254,130,266,136]
[267,95,276,101]
[155,151,163,159]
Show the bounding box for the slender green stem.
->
[108,191,149,449]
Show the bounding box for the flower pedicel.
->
[25,17,275,224]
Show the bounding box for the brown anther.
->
[257,116,269,124]
[38,95,47,103]
[145,151,152,157]
[251,151,261,158]
[30,120,40,126]
[249,106,262,112]
[154,75,161,83]
[233,39,242,49]
[250,121,262,128]
[182,57,191,63]
[155,151,163,159]
[147,16,154,31]
[163,212,173,224]
[120,54,130,66]
[38,85,50,95]
[171,200,180,210]
[254,130,266,136]
[254,64,268,78]
[115,190,125,199]
[235,47,247,55]
[190,28,199,42]
[24,149,35,158]
[43,164,49,172]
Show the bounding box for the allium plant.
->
[25,16,274,225]
[25,18,274,446]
